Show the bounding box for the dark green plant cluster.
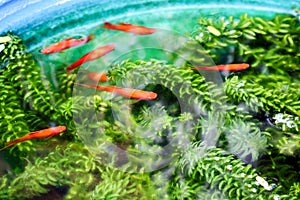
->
[180,8,300,199]
[170,142,264,199]
[105,57,294,198]
[1,8,300,200]
[225,75,300,115]
[0,143,153,200]
[0,34,156,199]
[193,13,300,74]
[0,34,49,155]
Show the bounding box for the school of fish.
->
[0,22,250,151]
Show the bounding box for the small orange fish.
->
[87,71,109,82]
[0,126,67,152]
[101,22,156,35]
[66,44,116,74]
[191,63,250,71]
[41,34,94,54]
[76,83,157,100]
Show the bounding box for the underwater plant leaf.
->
[223,118,268,163]
[0,75,34,154]
[90,165,154,200]
[5,143,98,199]
[225,76,300,116]
[193,13,300,74]
[173,142,268,199]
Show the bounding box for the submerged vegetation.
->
[0,9,300,200]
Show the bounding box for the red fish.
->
[76,83,157,100]
[191,63,250,71]
[66,44,116,73]
[41,34,94,54]
[101,22,156,35]
[0,126,67,152]
[87,71,109,82]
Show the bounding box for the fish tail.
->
[190,66,207,70]
[66,63,77,74]
[88,34,95,41]
[0,142,16,152]
[75,83,96,89]
[66,68,72,74]
[99,73,108,82]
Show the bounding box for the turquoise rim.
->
[1,0,299,51]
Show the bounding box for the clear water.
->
[1,0,300,198]
[1,0,299,50]
[1,0,299,161]
[1,0,298,86]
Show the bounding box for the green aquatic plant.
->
[223,118,268,163]
[0,143,153,200]
[183,9,300,199]
[0,33,25,68]
[0,35,37,155]
[0,34,156,199]
[225,75,300,116]
[193,13,300,74]
[1,8,300,200]
[171,142,262,199]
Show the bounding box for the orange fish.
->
[101,22,156,35]
[66,44,116,74]
[87,71,109,82]
[76,83,157,100]
[0,126,67,152]
[41,34,94,54]
[191,63,250,71]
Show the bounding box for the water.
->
[1,0,300,199]
[1,0,298,50]
[10,0,296,86]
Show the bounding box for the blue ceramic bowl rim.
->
[1,0,299,35]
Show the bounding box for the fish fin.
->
[131,99,141,104]
[88,34,95,41]
[118,22,132,26]
[64,38,74,41]
[28,131,39,136]
[66,63,76,75]
[190,66,211,70]
[0,145,12,152]
[66,69,72,75]
[101,22,113,28]
[6,138,22,146]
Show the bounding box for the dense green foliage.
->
[0,9,300,199]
